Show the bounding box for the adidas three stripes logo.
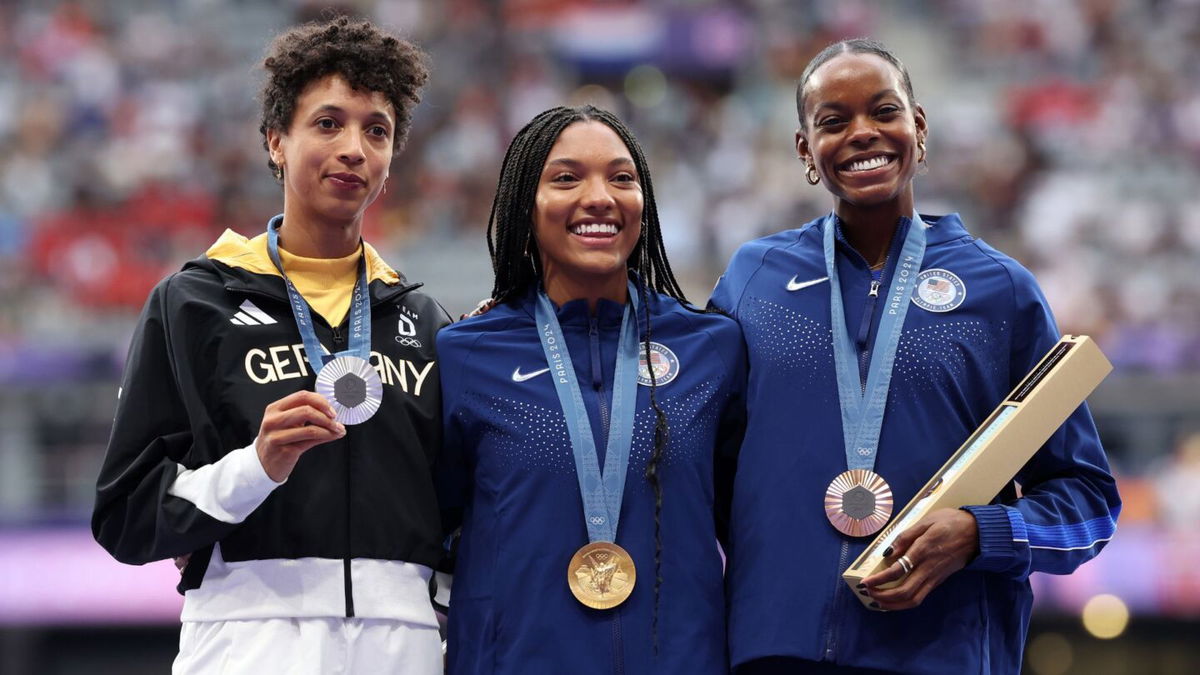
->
[230,300,278,326]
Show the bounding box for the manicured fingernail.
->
[882,546,893,558]
[869,602,880,609]
[856,583,866,589]
[859,590,869,596]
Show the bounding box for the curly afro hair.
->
[259,16,429,179]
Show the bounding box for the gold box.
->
[841,335,1112,608]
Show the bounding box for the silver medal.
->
[315,355,383,425]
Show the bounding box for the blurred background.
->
[1,0,1197,672]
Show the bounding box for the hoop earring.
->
[805,163,821,186]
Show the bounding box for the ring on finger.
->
[897,554,914,576]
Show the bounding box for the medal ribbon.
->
[534,281,640,544]
[824,213,927,470]
[266,216,372,372]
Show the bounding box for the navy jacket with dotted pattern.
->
[710,212,1120,675]
[437,286,746,675]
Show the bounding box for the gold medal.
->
[567,541,636,610]
[824,469,893,537]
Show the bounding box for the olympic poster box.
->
[841,335,1112,609]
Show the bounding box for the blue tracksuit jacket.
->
[438,286,746,674]
[710,213,1120,675]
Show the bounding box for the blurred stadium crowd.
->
[1,0,1199,634]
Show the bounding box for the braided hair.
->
[486,105,686,651]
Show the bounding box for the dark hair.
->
[795,38,916,130]
[486,105,687,306]
[259,16,429,178]
[486,105,686,650]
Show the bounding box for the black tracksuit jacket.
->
[92,234,449,616]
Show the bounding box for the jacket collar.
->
[822,211,970,251]
[186,219,421,305]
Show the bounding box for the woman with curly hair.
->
[92,17,448,674]
[436,105,746,673]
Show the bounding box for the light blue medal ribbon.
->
[534,282,640,545]
[822,213,927,535]
[266,216,380,424]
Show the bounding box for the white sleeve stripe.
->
[167,441,283,524]
[1028,536,1114,552]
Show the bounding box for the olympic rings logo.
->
[395,337,423,348]
[589,516,606,526]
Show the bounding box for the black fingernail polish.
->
[882,546,893,558]
[856,583,866,589]
[859,590,869,596]
[869,602,880,609]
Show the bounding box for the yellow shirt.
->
[205,229,401,327]
[275,245,359,327]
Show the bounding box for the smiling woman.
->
[435,106,748,674]
[710,38,1120,675]
[796,46,927,268]
[532,120,645,309]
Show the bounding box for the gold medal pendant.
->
[568,541,636,609]
[824,469,894,537]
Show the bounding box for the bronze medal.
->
[567,541,636,610]
[824,469,893,537]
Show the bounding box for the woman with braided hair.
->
[436,105,746,673]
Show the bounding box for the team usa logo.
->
[637,342,679,387]
[911,269,966,312]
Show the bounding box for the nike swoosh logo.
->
[512,366,551,382]
[786,275,829,291]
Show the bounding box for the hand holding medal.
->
[255,390,347,482]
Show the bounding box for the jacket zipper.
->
[828,221,911,660]
[589,318,610,443]
[835,244,887,658]
[330,324,356,618]
[821,540,853,661]
[591,317,622,673]
[612,609,625,675]
[857,280,881,391]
